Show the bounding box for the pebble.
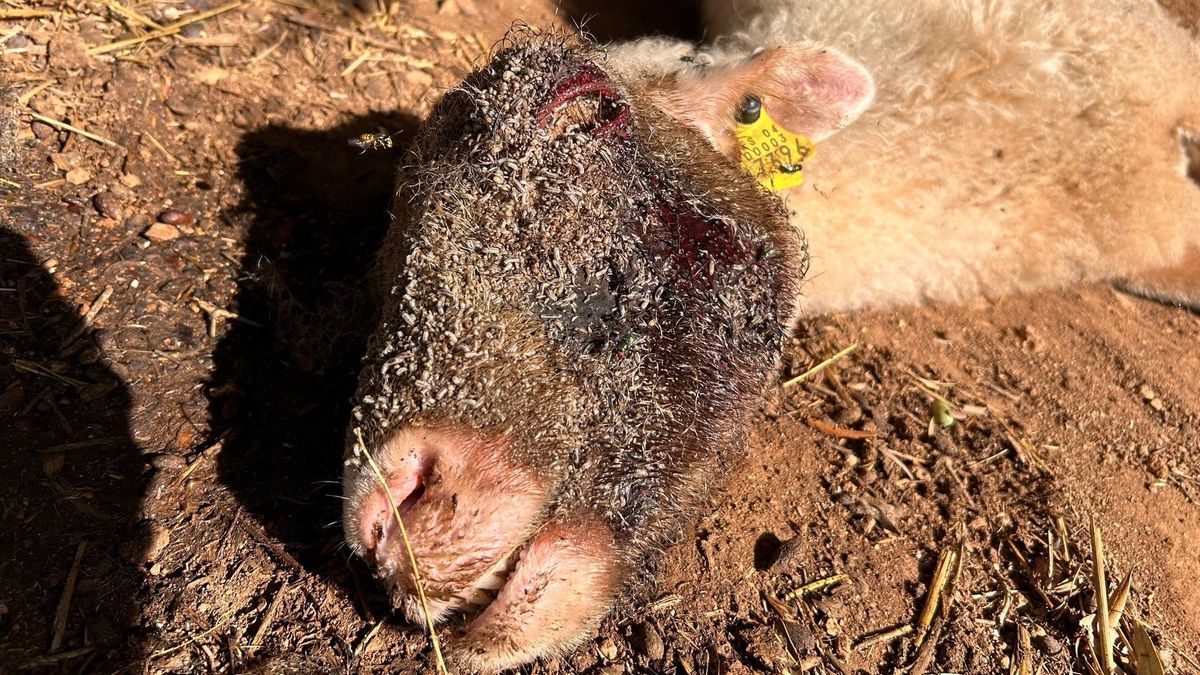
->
[150,453,187,471]
[47,34,89,71]
[633,623,664,660]
[1032,632,1065,656]
[179,22,204,38]
[165,93,198,116]
[158,208,195,226]
[144,222,181,243]
[126,213,150,230]
[30,120,54,139]
[30,95,67,120]
[93,191,125,220]
[144,523,171,560]
[119,173,143,188]
[597,638,619,661]
[64,167,91,185]
[85,616,123,646]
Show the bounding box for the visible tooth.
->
[456,586,496,606]
[475,570,508,591]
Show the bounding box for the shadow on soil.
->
[560,0,703,42]
[211,112,419,610]
[0,225,146,670]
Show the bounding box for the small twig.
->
[804,416,877,440]
[51,540,88,653]
[1012,624,1032,675]
[40,436,125,453]
[192,298,261,337]
[147,606,240,659]
[341,48,373,77]
[784,573,849,601]
[88,0,244,55]
[17,80,55,106]
[63,284,113,348]
[104,0,162,30]
[1091,517,1115,675]
[783,343,859,388]
[140,130,178,165]
[0,9,54,18]
[284,13,417,57]
[26,112,122,149]
[12,359,89,388]
[354,619,388,656]
[17,647,95,670]
[914,547,959,648]
[249,583,289,650]
[853,623,912,651]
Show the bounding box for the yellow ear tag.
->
[734,103,816,192]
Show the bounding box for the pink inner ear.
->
[649,44,874,154]
[755,45,875,141]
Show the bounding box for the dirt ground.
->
[2,1,1199,673]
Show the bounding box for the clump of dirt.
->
[1,1,1198,673]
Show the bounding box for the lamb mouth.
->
[447,536,533,623]
[377,530,535,625]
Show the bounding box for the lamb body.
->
[343,1,1200,671]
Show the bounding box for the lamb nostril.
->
[399,482,425,511]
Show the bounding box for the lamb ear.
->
[650,44,875,156]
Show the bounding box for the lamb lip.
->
[537,64,631,137]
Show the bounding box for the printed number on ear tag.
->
[734,104,816,192]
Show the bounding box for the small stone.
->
[119,173,143,188]
[1149,398,1164,412]
[165,93,197,116]
[144,222,181,243]
[151,453,187,471]
[144,522,171,560]
[1139,385,1157,401]
[633,623,664,660]
[158,208,195,226]
[405,69,434,89]
[108,181,133,199]
[126,213,150,230]
[48,34,90,70]
[1032,633,1065,656]
[179,22,204,38]
[64,167,91,185]
[364,77,392,102]
[31,120,54,139]
[30,94,67,120]
[597,638,619,661]
[85,616,123,646]
[93,191,125,220]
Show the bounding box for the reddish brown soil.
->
[2,1,1198,674]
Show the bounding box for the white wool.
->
[612,0,1200,312]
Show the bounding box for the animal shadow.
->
[213,112,419,602]
[560,0,702,42]
[0,225,146,670]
